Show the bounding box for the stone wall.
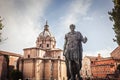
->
[0,56,7,80]
[20,58,67,80]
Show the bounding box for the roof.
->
[39,30,53,37]
[23,47,45,50]
[23,47,62,52]
[0,50,22,57]
[85,55,105,61]
[85,56,98,61]
[111,46,120,59]
[47,48,62,51]
[95,57,113,61]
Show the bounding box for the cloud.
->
[83,16,94,21]
[83,47,114,58]
[62,0,93,26]
[55,0,93,49]
[0,0,52,54]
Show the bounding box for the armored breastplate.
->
[66,32,80,49]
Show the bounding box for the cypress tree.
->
[108,0,120,45]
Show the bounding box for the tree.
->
[117,64,120,71]
[10,70,23,80]
[0,16,4,42]
[0,16,4,30]
[108,0,120,45]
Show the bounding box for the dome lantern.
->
[44,20,49,31]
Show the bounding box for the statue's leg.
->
[65,59,71,80]
[69,60,76,80]
[75,60,82,80]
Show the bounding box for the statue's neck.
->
[70,31,75,34]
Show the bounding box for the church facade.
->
[18,22,67,80]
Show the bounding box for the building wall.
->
[22,59,35,79]
[38,50,46,58]
[20,58,66,80]
[46,50,62,59]
[81,54,120,78]
[44,60,51,80]
[9,56,19,69]
[91,59,116,78]
[24,48,37,58]
[35,59,43,80]
[58,60,67,80]
[24,48,45,58]
[0,56,7,80]
[0,56,4,78]
[81,56,92,78]
[0,51,21,80]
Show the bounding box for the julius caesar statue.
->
[63,24,87,80]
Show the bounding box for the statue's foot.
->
[70,76,76,80]
[67,77,70,80]
[78,76,83,80]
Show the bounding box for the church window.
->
[58,56,60,58]
[28,54,30,58]
[40,44,42,47]
[47,44,49,47]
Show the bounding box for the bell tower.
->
[36,21,56,50]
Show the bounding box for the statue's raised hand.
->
[83,36,87,43]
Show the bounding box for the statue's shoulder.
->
[65,32,70,36]
[76,31,81,35]
[65,32,71,39]
[76,31,80,33]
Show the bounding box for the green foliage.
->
[11,70,23,80]
[0,16,4,42]
[108,0,120,45]
[0,16,4,30]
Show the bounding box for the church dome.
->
[36,21,56,49]
[39,30,53,38]
[39,21,53,38]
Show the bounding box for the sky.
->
[0,0,118,57]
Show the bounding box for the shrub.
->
[10,70,23,80]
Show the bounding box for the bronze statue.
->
[63,24,87,80]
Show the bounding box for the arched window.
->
[47,44,49,47]
[28,54,30,58]
[40,44,42,47]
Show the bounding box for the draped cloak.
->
[64,31,84,60]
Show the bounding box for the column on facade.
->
[59,59,61,78]
[50,59,54,80]
[32,58,35,79]
[42,59,45,80]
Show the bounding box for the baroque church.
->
[18,22,67,80]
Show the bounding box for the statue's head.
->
[70,24,75,32]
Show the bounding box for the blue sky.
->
[0,0,118,57]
